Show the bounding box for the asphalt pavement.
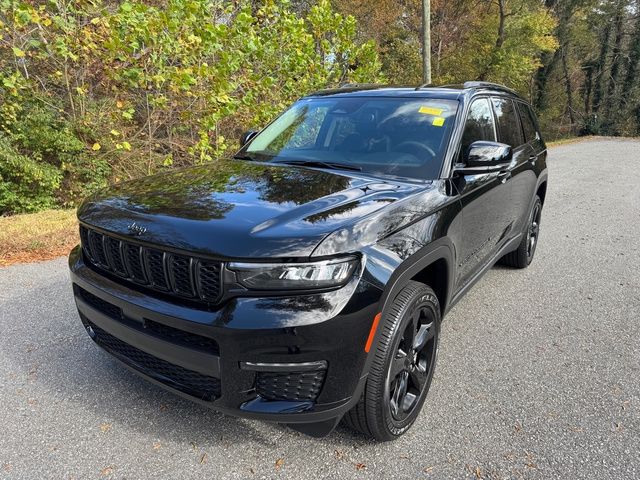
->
[1,138,639,479]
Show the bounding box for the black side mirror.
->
[456,141,512,174]
[240,129,259,146]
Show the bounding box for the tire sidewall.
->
[377,286,441,438]
[525,196,543,264]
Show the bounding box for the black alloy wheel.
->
[343,281,440,441]
[386,304,437,422]
[500,194,543,268]
[527,200,542,262]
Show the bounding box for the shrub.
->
[0,135,62,215]
[0,0,383,213]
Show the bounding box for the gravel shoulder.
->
[1,138,639,479]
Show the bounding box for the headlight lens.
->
[229,257,358,290]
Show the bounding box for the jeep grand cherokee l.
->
[69,82,548,441]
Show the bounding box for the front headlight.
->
[229,257,358,291]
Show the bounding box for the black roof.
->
[307,81,523,101]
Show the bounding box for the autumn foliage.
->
[1,0,638,216]
[0,0,381,214]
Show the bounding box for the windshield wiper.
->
[274,159,362,172]
[233,154,255,161]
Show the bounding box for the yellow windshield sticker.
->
[432,117,445,127]
[419,106,444,116]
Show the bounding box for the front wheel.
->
[500,195,543,268]
[343,281,440,441]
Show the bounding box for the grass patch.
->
[547,136,581,147]
[0,209,78,267]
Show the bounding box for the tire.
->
[343,280,440,441]
[500,195,543,269]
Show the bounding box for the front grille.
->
[256,370,326,402]
[75,285,220,355]
[80,225,223,304]
[86,319,221,401]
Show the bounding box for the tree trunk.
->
[621,1,640,106]
[583,61,596,116]
[479,0,507,81]
[534,50,560,110]
[422,0,431,84]
[592,20,612,114]
[604,0,626,119]
[561,46,576,128]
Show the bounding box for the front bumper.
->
[69,246,382,427]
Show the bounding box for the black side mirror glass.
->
[240,129,259,146]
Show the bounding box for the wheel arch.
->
[536,180,548,205]
[377,239,455,321]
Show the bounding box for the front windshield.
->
[240,96,459,180]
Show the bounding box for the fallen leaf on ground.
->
[335,450,345,459]
[525,451,537,469]
[275,458,285,470]
[153,442,161,450]
[99,466,114,476]
[200,453,208,464]
[355,463,366,471]
[99,423,112,433]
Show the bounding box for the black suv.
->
[69,82,547,441]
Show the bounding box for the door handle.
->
[528,154,537,163]
[498,170,511,183]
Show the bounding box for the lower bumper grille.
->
[256,370,326,402]
[75,285,219,355]
[85,318,221,401]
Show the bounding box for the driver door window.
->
[461,98,496,158]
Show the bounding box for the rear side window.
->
[517,102,539,143]
[461,98,496,155]
[491,98,524,148]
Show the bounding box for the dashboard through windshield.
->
[239,96,459,180]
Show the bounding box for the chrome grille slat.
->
[79,226,222,304]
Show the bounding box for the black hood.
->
[78,160,424,258]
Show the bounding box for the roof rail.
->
[463,81,519,96]
[415,83,435,90]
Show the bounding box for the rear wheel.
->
[501,195,542,268]
[343,281,440,441]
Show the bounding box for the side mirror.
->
[456,141,512,174]
[240,129,259,146]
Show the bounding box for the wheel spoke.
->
[409,366,427,392]
[390,375,405,417]
[397,371,409,409]
[413,321,434,351]
[389,352,406,380]
[402,391,418,412]
[404,318,416,350]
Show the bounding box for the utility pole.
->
[422,0,432,84]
